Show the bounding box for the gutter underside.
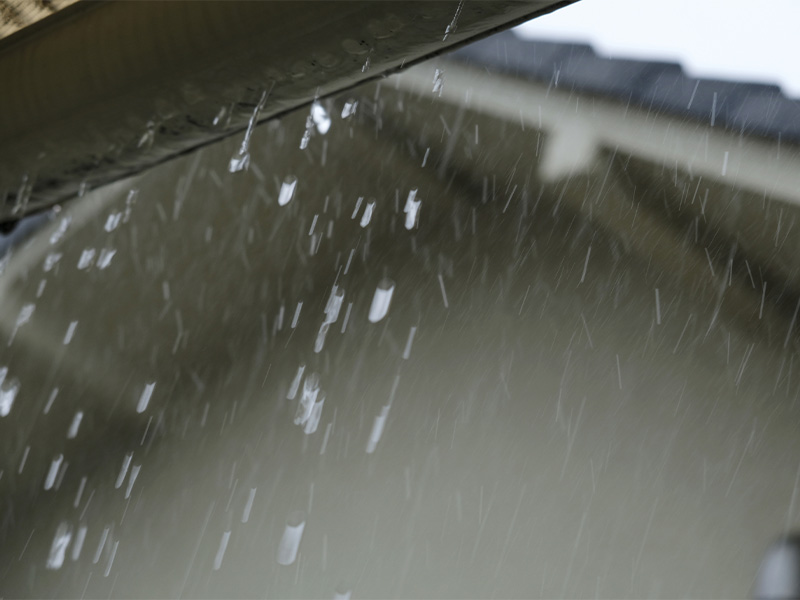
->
[0,0,575,226]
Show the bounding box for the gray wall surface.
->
[0,61,798,598]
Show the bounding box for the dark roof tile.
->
[452,31,800,143]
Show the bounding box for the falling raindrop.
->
[71,524,87,561]
[324,286,345,324]
[104,212,122,232]
[311,102,332,134]
[366,404,390,454]
[291,301,303,329]
[67,411,83,439]
[287,364,306,400]
[242,487,257,523]
[442,0,464,40]
[432,69,445,96]
[136,382,156,413]
[92,527,109,564]
[43,252,62,272]
[229,89,268,173]
[124,464,141,499]
[104,540,119,577]
[402,326,417,360]
[359,199,376,228]
[63,320,78,345]
[213,530,232,571]
[351,197,363,219]
[278,176,297,206]
[341,99,358,119]
[314,323,330,354]
[45,522,72,570]
[43,387,58,414]
[277,511,306,566]
[295,373,320,426]
[77,248,96,270]
[404,189,421,230]
[9,303,35,345]
[49,216,71,245]
[0,374,19,417]
[138,121,156,149]
[97,248,116,270]
[44,454,64,490]
[304,395,324,435]
[115,452,133,489]
[437,274,449,308]
[368,278,395,323]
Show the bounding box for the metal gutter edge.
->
[0,0,577,226]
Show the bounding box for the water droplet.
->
[442,0,464,40]
[43,252,62,272]
[0,373,19,417]
[242,487,257,523]
[46,522,72,570]
[404,189,421,230]
[212,105,227,127]
[291,301,303,329]
[123,189,138,222]
[311,102,331,134]
[432,69,445,96]
[402,326,417,360]
[92,527,109,564]
[124,464,141,499]
[49,216,71,245]
[97,248,116,270]
[77,248,96,270]
[229,89,269,173]
[277,511,306,566]
[115,452,133,489]
[351,197,363,219]
[136,382,156,413]
[314,323,330,354]
[138,121,156,148]
[300,123,312,150]
[341,99,358,119]
[360,199,376,228]
[71,524,87,561]
[325,287,345,326]
[43,387,58,414]
[213,530,232,570]
[104,212,122,232]
[278,176,297,206]
[9,303,35,344]
[437,274,449,308]
[104,540,119,577]
[67,411,83,439]
[294,373,320,426]
[287,364,305,400]
[44,454,63,490]
[368,278,395,323]
[366,404,390,454]
[63,320,78,345]
[303,395,324,435]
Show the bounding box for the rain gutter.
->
[0,0,577,226]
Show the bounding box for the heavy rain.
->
[0,1,799,598]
